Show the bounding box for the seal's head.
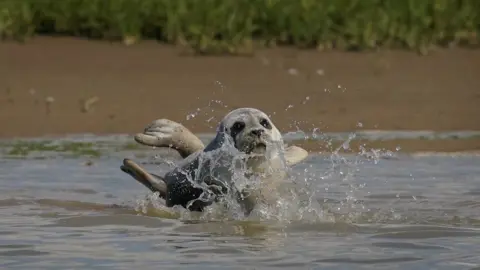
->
[218,108,283,155]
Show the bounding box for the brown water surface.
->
[0,136,479,269]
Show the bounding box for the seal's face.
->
[221,108,282,155]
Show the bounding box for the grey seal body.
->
[121,108,309,214]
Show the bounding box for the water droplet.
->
[288,68,298,75]
[302,96,310,104]
[356,122,363,128]
[316,69,324,76]
[395,146,401,151]
[285,104,294,111]
[214,81,226,92]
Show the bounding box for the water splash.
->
[214,80,227,92]
[130,83,475,226]
[184,98,230,130]
[164,98,364,223]
[135,128,335,223]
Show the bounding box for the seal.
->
[121,108,309,214]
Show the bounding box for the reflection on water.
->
[1,137,480,270]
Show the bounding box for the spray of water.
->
[134,82,404,226]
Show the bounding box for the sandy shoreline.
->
[1,37,480,151]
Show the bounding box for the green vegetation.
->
[0,139,154,159]
[6,141,102,157]
[0,0,479,54]
[119,141,144,151]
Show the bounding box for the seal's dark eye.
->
[231,121,245,133]
[260,118,272,130]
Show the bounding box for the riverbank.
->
[1,37,479,152]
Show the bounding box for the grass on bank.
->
[5,141,102,157]
[0,0,479,54]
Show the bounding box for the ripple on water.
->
[371,242,449,250]
[314,256,423,264]
[48,214,177,228]
[1,135,480,269]
[370,227,480,239]
[0,249,50,257]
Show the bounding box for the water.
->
[1,135,479,269]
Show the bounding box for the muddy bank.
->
[1,37,479,145]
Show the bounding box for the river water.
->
[0,134,479,269]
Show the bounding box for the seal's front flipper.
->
[133,119,205,158]
[284,145,309,166]
[120,158,167,199]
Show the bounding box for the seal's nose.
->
[250,129,264,137]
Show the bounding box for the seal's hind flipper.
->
[284,145,309,166]
[120,158,167,199]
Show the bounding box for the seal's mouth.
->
[245,142,267,154]
[256,142,267,150]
